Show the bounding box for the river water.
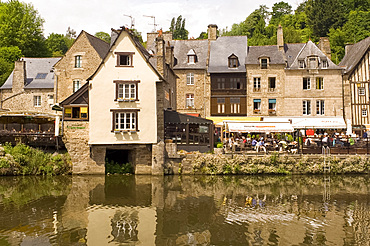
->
[0,174,369,246]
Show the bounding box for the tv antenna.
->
[143,15,158,32]
[124,14,135,29]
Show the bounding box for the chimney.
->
[156,36,166,78]
[207,24,218,40]
[345,43,353,56]
[318,37,332,60]
[12,60,26,93]
[277,24,284,51]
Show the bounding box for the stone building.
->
[53,30,109,104]
[0,57,61,114]
[339,36,370,134]
[61,27,177,174]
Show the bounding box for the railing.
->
[0,131,63,148]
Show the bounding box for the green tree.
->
[169,15,189,40]
[0,0,48,57]
[45,33,68,57]
[197,32,208,39]
[306,0,346,38]
[95,31,110,43]
[0,46,22,86]
[270,1,293,25]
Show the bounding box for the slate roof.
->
[208,36,248,73]
[288,40,341,70]
[283,43,305,67]
[84,31,110,59]
[1,57,61,90]
[339,36,370,75]
[171,39,209,70]
[245,45,286,65]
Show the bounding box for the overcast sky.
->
[24,0,303,41]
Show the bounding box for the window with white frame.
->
[253,77,261,91]
[308,56,319,69]
[303,77,311,90]
[298,59,306,68]
[359,87,365,96]
[253,99,261,111]
[230,98,240,114]
[115,81,138,101]
[73,80,81,92]
[303,100,311,115]
[228,54,239,68]
[75,55,82,68]
[113,111,137,131]
[186,94,194,108]
[187,49,196,64]
[316,77,324,90]
[322,60,328,68]
[362,109,368,117]
[186,73,194,85]
[316,100,325,115]
[217,98,225,113]
[34,95,41,107]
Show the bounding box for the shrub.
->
[105,159,133,174]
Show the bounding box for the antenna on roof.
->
[124,15,135,29]
[143,15,158,32]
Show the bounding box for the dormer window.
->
[115,52,134,67]
[307,56,319,69]
[228,54,239,68]
[298,59,306,68]
[322,59,328,68]
[260,57,269,69]
[187,49,197,64]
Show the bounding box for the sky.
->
[24,0,304,41]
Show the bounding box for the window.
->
[73,80,80,93]
[268,99,276,110]
[230,98,240,114]
[230,78,241,89]
[228,54,239,68]
[217,98,225,113]
[316,77,324,90]
[268,77,276,91]
[260,58,268,69]
[322,60,328,68]
[186,94,194,108]
[362,109,367,117]
[217,78,225,89]
[64,107,88,120]
[115,52,134,67]
[308,56,318,69]
[316,100,325,115]
[359,87,365,96]
[34,96,41,107]
[48,94,54,106]
[186,73,194,85]
[298,60,306,68]
[253,77,261,91]
[114,81,139,101]
[112,110,138,131]
[303,100,311,115]
[253,99,261,112]
[75,55,81,68]
[187,49,196,64]
[303,78,311,90]
[35,73,47,79]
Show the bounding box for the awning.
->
[207,117,261,125]
[224,121,294,133]
[292,117,346,129]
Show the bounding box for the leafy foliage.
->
[169,15,189,40]
[95,31,111,43]
[105,159,133,174]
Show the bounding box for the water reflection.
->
[0,175,368,245]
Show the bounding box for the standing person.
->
[252,138,257,150]
[256,139,266,153]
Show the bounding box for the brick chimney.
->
[12,60,26,93]
[208,24,218,40]
[156,35,165,78]
[277,24,284,51]
[318,37,332,60]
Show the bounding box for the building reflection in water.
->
[0,175,369,245]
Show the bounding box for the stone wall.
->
[63,121,104,174]
[1,88,55,114]
[54,32,103,103]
